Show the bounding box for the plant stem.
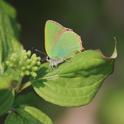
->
[17,81,31,93]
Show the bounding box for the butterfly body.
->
[45,20,84,67]
[46,57,64,68]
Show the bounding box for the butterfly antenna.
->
[32,47,46,56]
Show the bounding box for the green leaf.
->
[0,89,14,116]
[0,68,22,116]
[0,0,16,18]
[0,0,22,74]
[14,91,65,120]
[5,112,23,124]
[5,105,53,124]
[32,50,115,107]
[0,68,22,90]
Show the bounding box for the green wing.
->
[45,20,66,57]
[45,20,84,58]
[51,31,84,58]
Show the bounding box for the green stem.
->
[17,81,32,93]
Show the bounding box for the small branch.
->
[17,81,32,93]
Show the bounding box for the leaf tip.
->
[110,37,118,59]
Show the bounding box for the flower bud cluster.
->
[6,50,41,78]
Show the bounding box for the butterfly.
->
[45,20,84,68]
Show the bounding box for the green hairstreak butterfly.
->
[45,20,84,68]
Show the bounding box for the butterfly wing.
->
[51,31,84,58]
[45,20,84,58]
[45,20,66,57]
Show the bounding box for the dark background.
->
[7,0,124,52]
[4,0,124,124]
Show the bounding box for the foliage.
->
[0,0,117,124]
[98,88,124,124]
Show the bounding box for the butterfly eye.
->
[46,56,50,60]
[45,56,50,62]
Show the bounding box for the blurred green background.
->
[6,0,124,124]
